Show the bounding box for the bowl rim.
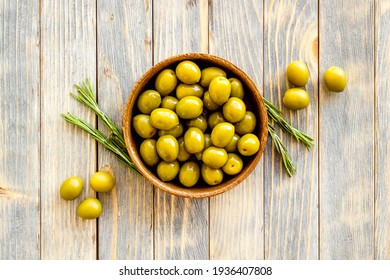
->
[123,53,268,198]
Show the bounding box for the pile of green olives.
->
[133,60,261,188]
[60,171,115,219]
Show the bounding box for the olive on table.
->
[282,88,310,110]
[140,139,160,166]
[222,97,246,123]
[324,66,347,92]
[161,96,179,111]
[203,90,220,111]
[155,69,178,96]
[156,135,179,162]
[287,61,309,87]
[77,198,102,220]
[176,83,204,99]
[158,122,184,138]
[237,133,260,156]
[90,171,115,193]
[207,111,226,130]
[60,176,83,200]
[175,96,203,119]
[202,146,228,169]
[222,153,243,175]
[200,66,226,87]
[209,76,231,105]
[211,122,235,148]
[157,161,180,181]
[224,133,240,152]
[186,115,207,133]
[175,60,201,84]
[179,161,200,187]
[150,108,179,130]
[184,127,205,154]
[229,78,244,99]
[201,164,224,186]
[137,90,161,114]
[234,111,257,135]
[133,114,157,138]
[177,137,191,162]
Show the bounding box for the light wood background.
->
[0,0,388,260]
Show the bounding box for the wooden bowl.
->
[123,53,268,198]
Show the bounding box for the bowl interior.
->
[123,53,268,198]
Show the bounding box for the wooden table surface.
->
[1,0,389,260]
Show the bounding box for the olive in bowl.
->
[123,53,268,198]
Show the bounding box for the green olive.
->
[222,153,243,175]
[225,133,240,152]
[207,111,226,130]
[140,139,160,166]
[282,88,310,110]
[209,76,231,105]
[158,122,184,138]
[179,161,200,187]
[237,133,260,156]
[234,111,257,135]
[175,96,203,119]
[157,160,180,181]
[177,137,191,162]
[195,133,211,160]
[77,198,102,220]
[90,171,115,193]
[203,90,220,111]
[161,96,179,111]
[211,122,235,148]
[287,61,309,87]
[156,135,179,162]
[201,164,223,186]
[184,127,205,154]
[150,108,179,130]
[324,66,347,92]
[137,90,161,114]
[175,60,201,84]
[229,78,244,99]
[222,97,246,123]
[133,114,157,138]
[60,176,83,200]
[202,146,228,169]
[155,69,178,96]
[200,67,226,87]
[186,115,207,133]
[176,83,204,99]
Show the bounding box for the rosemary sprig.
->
[263,97,314,150]
[267,123,296,176]
[70,79,126,148]
[62,113,140,175]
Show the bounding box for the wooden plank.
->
[153,0,209,260]
[208,0,264,259]
[97,0,154,260]
[375,0,390,260]
[320,0,374,259]
[263,0,319,259]
[40,0,97,259]
[0,0,40,259]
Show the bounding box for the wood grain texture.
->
[40,0,97,259]
[0,0,40,259]
[320,0,375,259]
[263,0,318,259]
[208,0,264,260]
[97,0,154,260]
[375,0,390,260]
[153,0,209,260]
